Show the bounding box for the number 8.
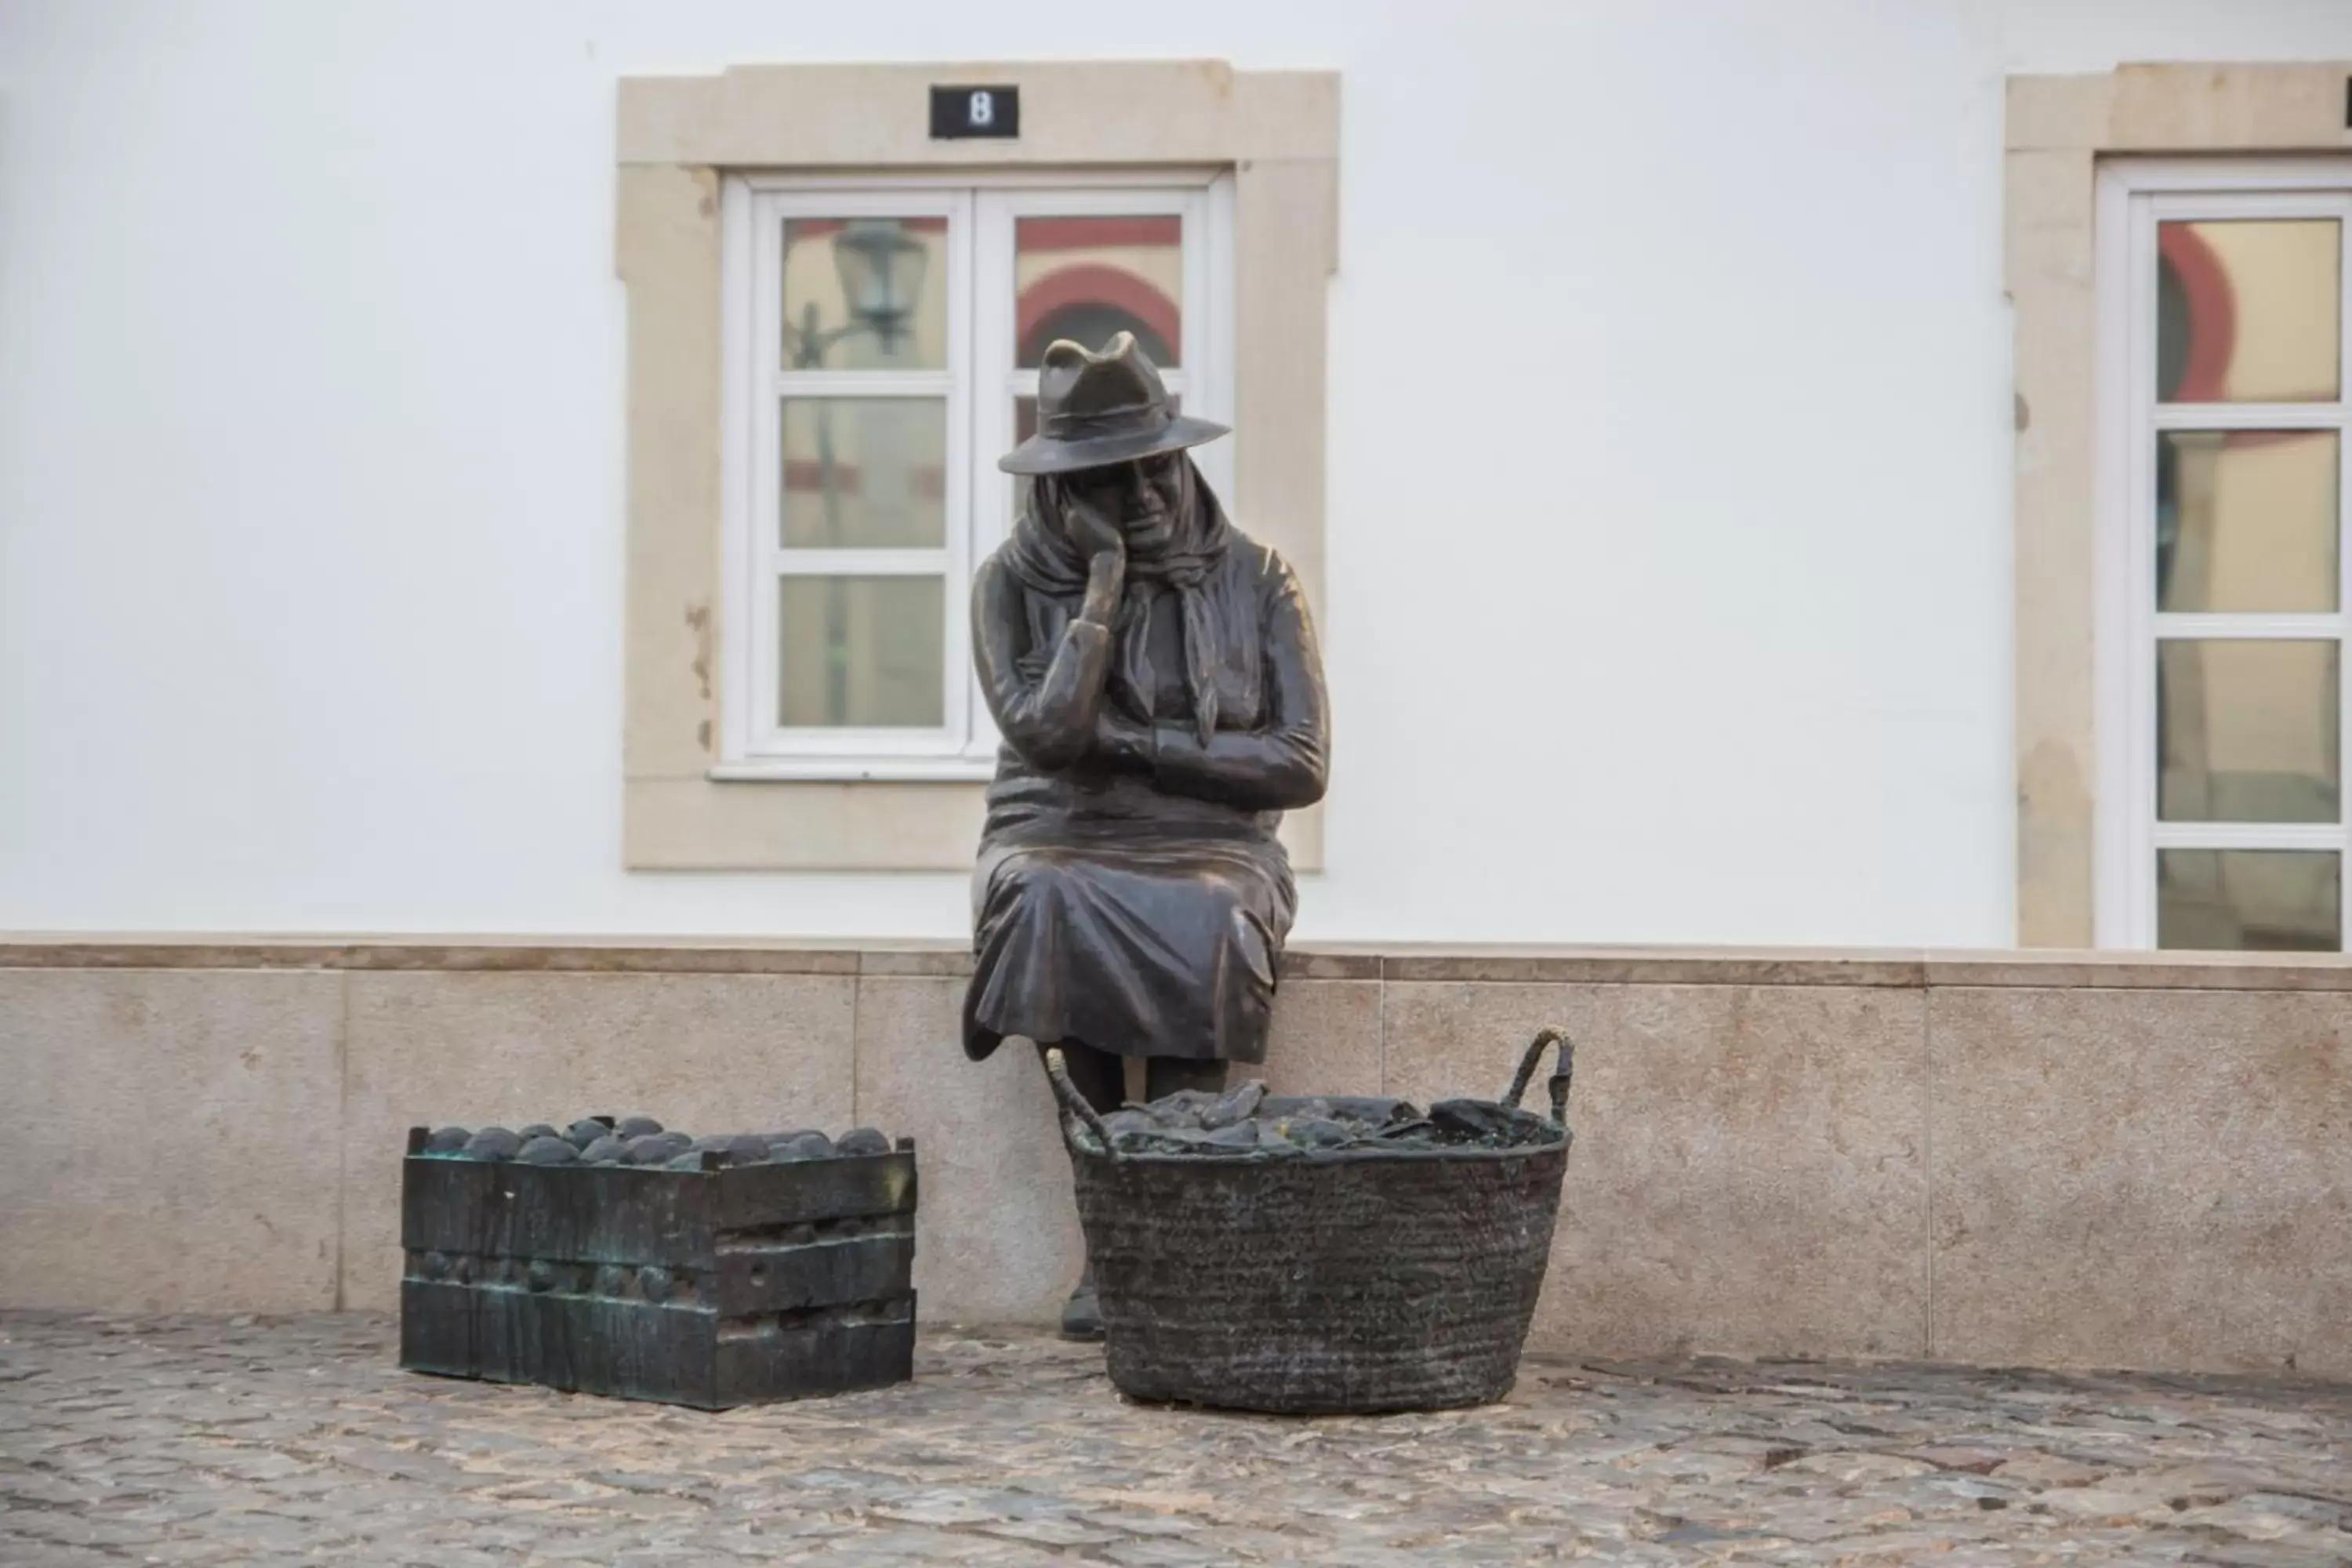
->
[970,90,994,127]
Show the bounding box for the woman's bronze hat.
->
[997,332,1231,476]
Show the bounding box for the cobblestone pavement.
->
[3,1314,2350,1565]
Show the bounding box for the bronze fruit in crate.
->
[400,1116,916,1408]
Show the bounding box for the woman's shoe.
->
[1059,1268,1105,1341]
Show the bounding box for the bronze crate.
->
[398,1131,917,1408]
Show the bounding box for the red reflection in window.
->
[2158,223,2237,404]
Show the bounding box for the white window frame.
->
[716,169,1235,781]
[2094,157,2352,947]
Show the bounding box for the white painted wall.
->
[2,0,2349,945]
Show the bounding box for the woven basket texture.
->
[1071,1139,1569,1414]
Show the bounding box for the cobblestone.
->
[2,1312,2349,1564]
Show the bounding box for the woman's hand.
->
[1054,484,1123,626]
[1092,710,1156,771]
[1059,481,1127,569]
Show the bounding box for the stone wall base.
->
[3,940,2346,1377]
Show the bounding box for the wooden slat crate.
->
[398,1128,917,1408]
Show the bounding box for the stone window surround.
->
[618,61,1339,872]
[2009,62,2352,947]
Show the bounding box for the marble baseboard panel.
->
[2,944,2345,1376]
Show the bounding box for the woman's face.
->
[1060,454,1185,550]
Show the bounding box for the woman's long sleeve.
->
[1147,557,1330,811]
[972,555,1115,771]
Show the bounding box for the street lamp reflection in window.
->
[782,219,938,726]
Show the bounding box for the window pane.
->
[781,400,947,549]
[778,576,944,728]
[2158,849,2339,951]
[782,218,948,370]
[2157,430,2339,612]
[1015,215,1182,368]
[2157,220,2340,403]
[2158,640,2339,822]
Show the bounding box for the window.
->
[2098,159,2352,949]
[619,62,1335,870]
[717,173,1235,779]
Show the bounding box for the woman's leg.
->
[1039,1037,1123,1112]
[1036,1037,1121,1341]
[1145,1055,1231,1102]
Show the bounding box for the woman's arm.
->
[1141,554,1330,811]
[971,553,1123,771]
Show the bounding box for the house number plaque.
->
[930,85,1020,140]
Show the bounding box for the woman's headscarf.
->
[997,456,1235,746]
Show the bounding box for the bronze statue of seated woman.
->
[960,333,1330,1337]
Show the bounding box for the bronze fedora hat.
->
[997,332,1230,476]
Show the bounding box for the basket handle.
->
[1501,1027,1577,1127]
[1044,1047,1120,1160]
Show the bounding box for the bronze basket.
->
[1047,1029,1574,1415]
